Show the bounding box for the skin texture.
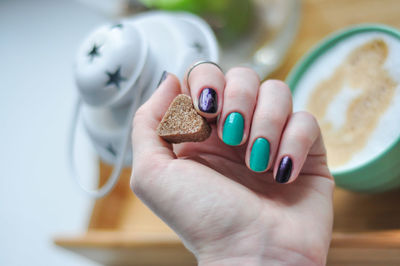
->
[131,67,334,266]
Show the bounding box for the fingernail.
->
[222,112,244,146]
[250,138,270,172]
[157,71,168,88]
[275,156,293,183]
[198,88,217,113]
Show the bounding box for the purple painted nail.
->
[198,88,217,113]
[157,71,168,88]
[276,156,292,183]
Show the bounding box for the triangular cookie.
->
[157,94,211,143]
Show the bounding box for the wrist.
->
[190,212,330,266]
[198,254,323,266]
[198,257,266,266]
[197,246,325,266]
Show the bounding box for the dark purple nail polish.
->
[198,88,217,113]
[157,71,168,88]
[276,156,292,183]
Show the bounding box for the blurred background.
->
[1,0,400,265]
[0,1,103,265]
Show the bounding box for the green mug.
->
[286,24,400,193]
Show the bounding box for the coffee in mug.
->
[287,25,400,192]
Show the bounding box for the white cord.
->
[68,95,139,198]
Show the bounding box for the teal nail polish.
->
[250,138,270,172]
[222,112,244,146]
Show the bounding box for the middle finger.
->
[218,67,260,146]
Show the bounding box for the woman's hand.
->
[131,64,334,266]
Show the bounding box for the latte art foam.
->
[293,32,400,171]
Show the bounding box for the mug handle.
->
[68,97,136,198]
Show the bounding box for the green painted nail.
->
[249,138,270,172]
[222,112,244,146]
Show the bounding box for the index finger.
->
[132,72,181,165]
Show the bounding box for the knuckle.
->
[191,63,224,81]
[227,67,260,82]
[257,111,284,129]
[265,113,286,129]
[260,80,293,109]
[225,85,254,100]
[295,111,320,131]
[261,79,292,97]
[296,131,314,146]
[289,115,317,145]
[269,113,285,129]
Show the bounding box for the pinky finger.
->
[273,111,323,184]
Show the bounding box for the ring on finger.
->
[186,61,223,94]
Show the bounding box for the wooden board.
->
[55,0,400,265]
[55,163,400,265]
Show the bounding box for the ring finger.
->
[245,80,292,173]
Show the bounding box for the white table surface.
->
[0,0,115,265]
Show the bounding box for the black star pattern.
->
[111,23,123,29]
[105,66,126,89]
[106,143,117,157]
[87,44,101,62]
[192,42,204,54]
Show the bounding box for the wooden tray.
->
[55,163,195,266]
[54,162,400,265]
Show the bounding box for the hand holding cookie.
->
[131,63,334,265]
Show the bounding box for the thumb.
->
[131,73,181,169]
